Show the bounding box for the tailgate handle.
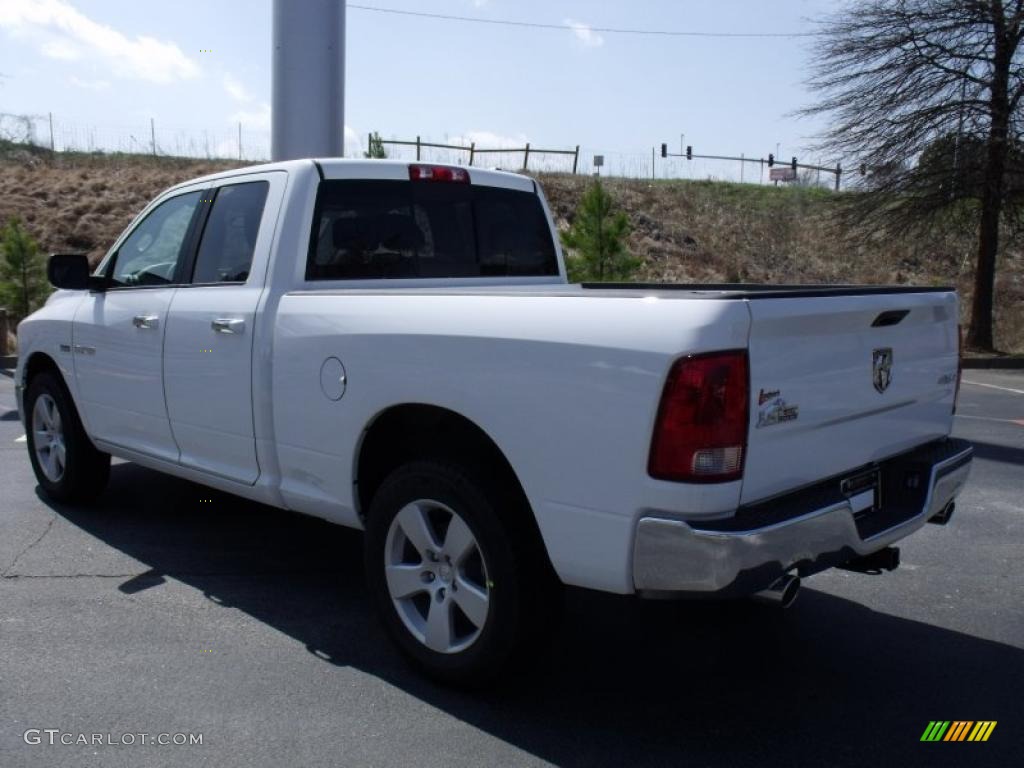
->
[871,309,909,327]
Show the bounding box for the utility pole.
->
[272,0,346,160]
[651,147,655,179]
[238,122,243,161]
[150,118,156,157]
[48,112,54,152]
[740,153,744,183]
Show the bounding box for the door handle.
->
[132,314,159,329]
[211,318,245,334]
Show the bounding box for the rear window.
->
[306,180,559,280]
[192,181,269,284]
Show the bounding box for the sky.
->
[0,0,845,176]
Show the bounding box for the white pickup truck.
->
[16,159,972,683]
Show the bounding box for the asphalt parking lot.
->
[1,368,1021,768]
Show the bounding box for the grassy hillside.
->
[1,148,1021,352]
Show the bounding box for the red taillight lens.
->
[648,351,750,483]
[408,164,470,183]
[953,324,963,414]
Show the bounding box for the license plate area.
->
[841,468,882,517]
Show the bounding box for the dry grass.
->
[0,148,241,265]
[543,175,1024,353]
[0,149,1020,352]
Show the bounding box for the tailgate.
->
[741,290,960,505]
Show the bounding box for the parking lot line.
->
[956,415,1024,426]
[962,379,1024,395]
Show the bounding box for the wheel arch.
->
[22,351,86,434]
[354,403,554,569]
[24,350,64,387]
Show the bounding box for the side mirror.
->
[47,253,106,292]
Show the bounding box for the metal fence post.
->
[416,135,421,161]
[468,142,475,166]
[573,145,579,175]
[523,143,530,171]
[835,163,842,191]
[0,308,9,357]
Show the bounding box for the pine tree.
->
[364,131,388,159]
[560,180,639,283]
[0,218,49,320]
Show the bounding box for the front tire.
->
[25,371,110,503]
[364,459,560,686]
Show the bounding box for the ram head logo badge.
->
[873,348,893,393]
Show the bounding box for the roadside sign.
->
[593,155,604,167]
[769,167,796,182]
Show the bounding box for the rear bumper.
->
[633,438,972,596]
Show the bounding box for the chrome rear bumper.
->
[633,439,973,596]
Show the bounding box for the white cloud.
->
[344,125,360,157]
[69,74,109,90]
[231,102,271,131]
[40,37,77,59]
[0,0,200,83]
[564,18,604,48]
[222,73,249,102]
[449,130,529,149]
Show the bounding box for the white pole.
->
[272,0,346,161]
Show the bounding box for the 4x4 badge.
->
[873,348,893,393]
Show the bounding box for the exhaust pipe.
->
[752,573,801,609]
[928,501,955,525]
[840,546,900,574]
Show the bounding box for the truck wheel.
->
[25,371,110,504]
[364,459,559,686]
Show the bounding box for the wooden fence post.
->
[572,145,580,175]
[469,142,475,166]
[523,143,530,171]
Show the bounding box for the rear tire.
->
[25,371,110,504]
[364,459,560,686]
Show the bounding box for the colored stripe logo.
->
[921,721,997,742]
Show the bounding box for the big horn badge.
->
[873,347,893,393]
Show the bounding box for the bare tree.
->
[802,0,1024,350]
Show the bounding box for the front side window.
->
[109,191,201,287]
[191,181,269,284]
[307,180,559,280]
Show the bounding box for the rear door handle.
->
[211,318,245,334]
[132,314,159,329]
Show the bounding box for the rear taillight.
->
[953,324,963,414]
[648,350,750,483]
[408,164,470,183]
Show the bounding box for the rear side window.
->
[307,180,558,280]
[192,181,269,284]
